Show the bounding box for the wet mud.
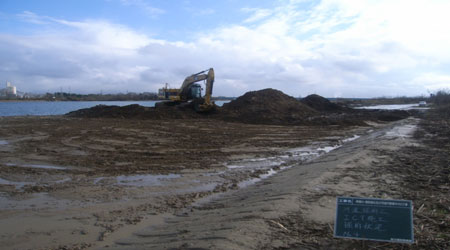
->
[0,114,368,249]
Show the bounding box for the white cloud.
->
[1,14,163,93]
[241,8,272,23]
[413,73,450,91]
[2,1,450,97]
[17,11,51,24]
[119,0,165,18]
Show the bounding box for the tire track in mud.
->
[105,119,418,250]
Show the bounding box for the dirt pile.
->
[67,89,410,126]
[300,94,346,112]
[221,88,317,125]
[368,109,410,121]
[66,104,203,119]
[67,104,148,119]
[68,89,319,125]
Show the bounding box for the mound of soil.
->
[66,104,147,119]
[66,104,204,119]
[221,88,317,125]
[300,94,346,112]
[67,89,410,126]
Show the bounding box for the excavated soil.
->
[300,94,346,112]
[220,88,317,124]
[68,89,410,126]
[66,103,203,120]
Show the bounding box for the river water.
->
[0,100,230,117]
[356,103,428,110]
[0,101,425,117]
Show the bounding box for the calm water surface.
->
[0,100,230,117]
[356,103,428,110]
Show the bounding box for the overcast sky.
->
[1,0,449,97]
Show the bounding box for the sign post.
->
[334,197,414,243]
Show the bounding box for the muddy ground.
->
[100,116,448,250]
[0,114,368,250]
[0,90,447,249]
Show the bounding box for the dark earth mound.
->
[298,94,410,125]
[66,104,149,119]
[368,109,410,122]
[66,104,204,119]
[221,88,317,125]
[67,89,410,126]
[300,94,346,112]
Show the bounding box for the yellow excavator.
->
[156,68,216,112]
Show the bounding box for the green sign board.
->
[334,197,413,243]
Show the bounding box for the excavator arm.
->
[203,68,214,106]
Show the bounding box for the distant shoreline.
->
[0,99,234,103]
[0,100,49,102]
[0,99,161,103]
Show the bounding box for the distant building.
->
[6,82,17,95]
[0,81,18,97]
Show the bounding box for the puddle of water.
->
[5,163,68,170]
[225,159,285,170]
[228,143,344,172]
[317,145,340,153]
[283,149,319,162]
[226,164,246,169]
[385,125,417,138]
[116,174,181,187]
[287,147,316,154]
[342,135,360,143]
[0,177,34,189]
[27,164,67,170]
[288,145,338,157]
[356,104,427,110]
[226,134,364,188]
[55,177,72,184]
[226,133,362,174]
[93,177,105,184]
[201,171,226,177]
[247,156,277,162]
[238,166,291,188]
[0,140,8,145]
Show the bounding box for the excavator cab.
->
[188,84,202,100]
